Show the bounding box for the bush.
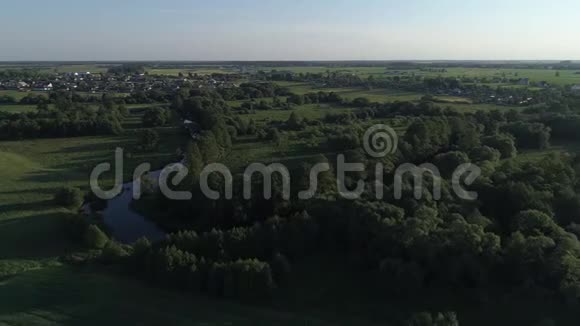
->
[142,107,169,127]
[407,312,459,326]
[138,129,160,151]
[101,241,130,264]
[54,187,84,208]
[84,225,109,249]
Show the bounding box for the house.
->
[572,85,580,93]
[518,78,530,86]
[17,81,30,90]
[537,81,550,88]
[32,82,53,91]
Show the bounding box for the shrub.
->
[84,225,109,249]
[101,241,130,264]
[54,187,84,208]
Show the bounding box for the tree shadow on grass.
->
[0,212,76,260]
[0,199,55,216]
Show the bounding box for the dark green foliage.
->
[265,128,283,146]
[0,93,124,140]
[54,186,84,208]
[502,121,551,150]
[84,225,109,249]
[286,112,304,130]
[406,312,459,326]
[469,146,501,163]
[142,245,275,299]
[482,134,517,158]
[433,151,470,178]
[138,129,159,151]
[352,97,372,107]
[208,259,275,299]
[197,130,220,163]
[142,107,169,127]
[101,241,130,264]
[327,129,360,151]
[403,118,452,161]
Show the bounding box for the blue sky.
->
[1,0,579,60]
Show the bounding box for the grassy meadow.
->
[257,66,580,86]
[0,106,183,292]
[146,66,239,76]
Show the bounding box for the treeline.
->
[130,212,316,299]
[257,70,564,107]
[0,93,47,105]
[216,82,291,101]
[0,93,126,140]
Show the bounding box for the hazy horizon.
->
[2,0,580,61]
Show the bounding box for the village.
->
[0,70,243,96]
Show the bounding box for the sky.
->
[1,0,579,61]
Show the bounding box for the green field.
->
[0,104,38,113]
[0,64,110,74]
[258,66,580,86]
[0,107,182,269]
[276,81,424,102]
[234,103,353,122]
[272,81,522,112]
[0,90,48,101]
[147,66,239,76]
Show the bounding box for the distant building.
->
[32,82,53,91]
[518,78,530,86]
[572,85,580,92]
[17,81,29,89]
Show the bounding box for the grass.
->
[0,104,37,113]
[260,66,580,86]
[276,82,424,103]
[146,66,239,76]
[0,90,48,101]
[515,139,580,163]
[0,64,110,74]
[274,81,524,112]
[0,265,337,326]
[236,103,354,123]
[0,106,184,275]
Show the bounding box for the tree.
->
[186,142,204,183]
[84,225,109,249]
[101,241,129,263]
[433,151,470,178]
[142,108,169,127]
[54,186,84,208]
[406,312,459,326]
[469,146,501,163]
[482,134,517,159]
[138,129,160,151]
[198,130,220,163]
[267,128,283,147]
[286,112,303,130]
[352,97,371,107]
